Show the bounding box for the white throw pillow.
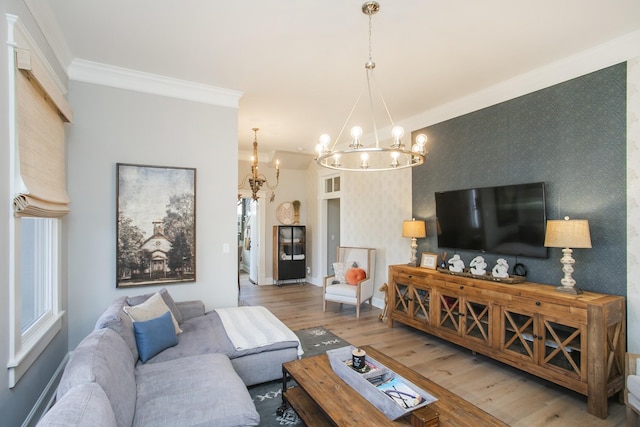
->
[123,292,182,334]
[332,262,349,283]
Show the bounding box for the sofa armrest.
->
[176,300,205,321]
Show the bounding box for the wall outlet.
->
[306,266,311,275]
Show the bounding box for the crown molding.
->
[68,59,243,108]
[403,29,640,132]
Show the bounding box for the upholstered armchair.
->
[626,353,640,426]
[323,247,376,318]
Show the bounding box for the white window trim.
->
[6,14,65,389]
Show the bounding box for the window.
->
[20,218,56,333]
[323,175,341,196]
[7,15,70,388]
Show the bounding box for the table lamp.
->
[544,216,592,294]
[402,218,426,266]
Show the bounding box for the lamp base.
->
[556,285,583,295]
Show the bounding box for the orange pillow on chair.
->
[346,268,366,285]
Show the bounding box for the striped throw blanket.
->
[215,306,303,357]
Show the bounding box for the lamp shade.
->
[544,217,592,248]
[402,219,426,238]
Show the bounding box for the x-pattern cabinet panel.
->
[387,265,625,420]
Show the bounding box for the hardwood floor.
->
[239,275,626,426]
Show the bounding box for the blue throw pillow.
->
[133,311,178,363]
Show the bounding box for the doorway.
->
[237,190,267,285]
[326,198,340,274]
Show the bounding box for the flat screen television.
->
[435,182,548,258]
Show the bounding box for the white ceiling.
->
[31,0,640,167]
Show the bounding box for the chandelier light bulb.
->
[391,125,404,140]
[416,133,428,147]
[390,151,400,167]
[331,153,341,167]
[319,133,331,148]
[360,152,370,169]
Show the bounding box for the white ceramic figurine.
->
[470,256,487,275]
[492,258,509,278]
[448,254,465,273]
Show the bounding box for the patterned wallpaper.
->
[627,57,640,350]
[341,169,413,291]
[411,63,627,295]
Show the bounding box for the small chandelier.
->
[315,1,427,172]
[238,128,279,201]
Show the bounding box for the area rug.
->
[248,326,350,426]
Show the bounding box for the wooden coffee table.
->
[280,345,508,426]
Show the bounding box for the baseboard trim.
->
[22,352,70,427]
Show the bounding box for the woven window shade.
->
[14,48,72,218]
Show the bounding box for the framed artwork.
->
[116,163,196,288]
[420,252,438,270]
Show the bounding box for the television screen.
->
[435,182,547,258]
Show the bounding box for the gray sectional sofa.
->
[37,291,301,427]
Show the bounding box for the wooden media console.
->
[387,265,626,419]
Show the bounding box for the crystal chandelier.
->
[238,128,279,201]
[315,1,427,171]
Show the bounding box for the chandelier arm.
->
[371,72,395,132]
[238,173,252,189]
[257,174,279,190]
[329,87,366,152]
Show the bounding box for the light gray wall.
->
[66,81,239,348]
[0,3,70,426]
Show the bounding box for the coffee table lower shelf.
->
[282,387,334,427]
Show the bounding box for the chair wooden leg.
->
[323,297,326,312]
[356,303,360,318]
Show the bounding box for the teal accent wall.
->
[412,63,626,296]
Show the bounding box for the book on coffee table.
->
[375,376,424,409]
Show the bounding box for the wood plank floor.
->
[239,275,626,426]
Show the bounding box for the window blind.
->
[13,48,72,218]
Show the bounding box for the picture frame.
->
[420,252,438,270]
[116,163,196,288]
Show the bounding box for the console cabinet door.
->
[461,298,491,346]
[393,282,411,320]
[410,285,431,325]
[538,316,585,381]
[436,290,461,335]
[501,306,536,364]
[392,282,431,326]
[436,290,492,347]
